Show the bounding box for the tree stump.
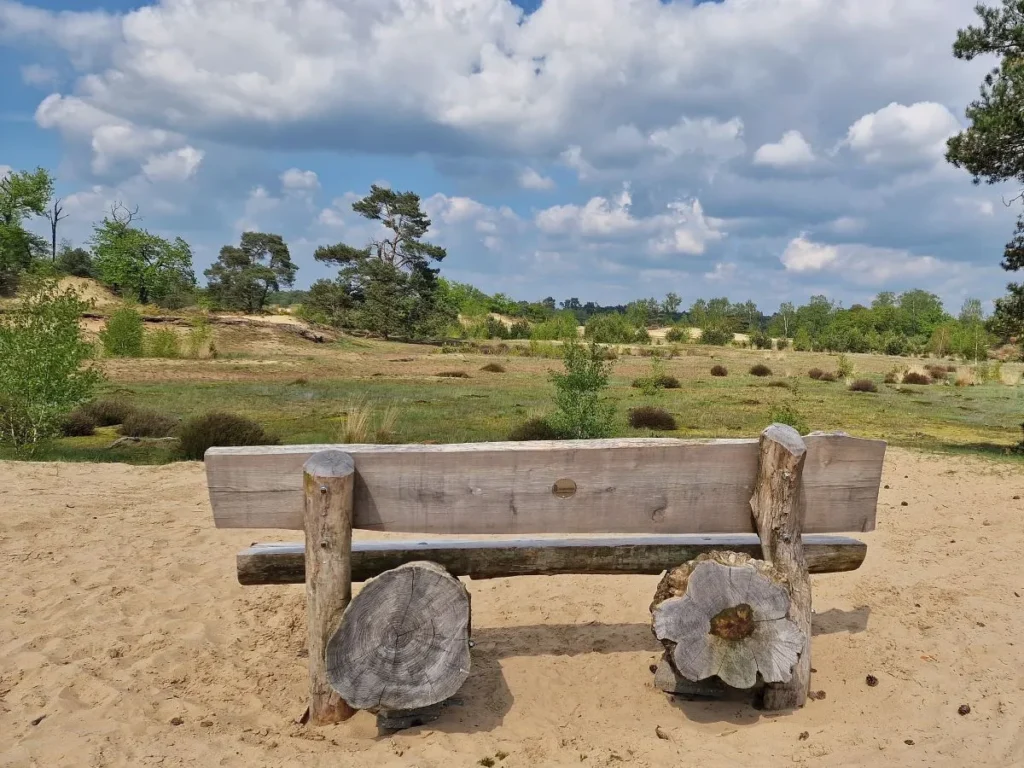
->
[326,561,471,712]
[650,551,805,690]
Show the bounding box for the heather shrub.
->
[119,409,178,438]
[808,368,824,380]
[60,409,97,437]
[849,378,878,393]
[749,363,772,377]
[903,372,931,385]
[480,362,506,373]
[83,398,136,426]
[710,364,728,377]
[508,416,560,441]
[177,412,278,460]
[628,405,677,431]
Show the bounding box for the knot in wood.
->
[319,485,328,495]
[709,603,755,641]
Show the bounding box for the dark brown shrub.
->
[83,398,136,426]
[60,409,97,437]
[119,409,178,438]
[749,363,772,377]
[768,380,790,388]
[849,379,878,393]
[633,373,682,389]
[883,371,899,384]
[657,374,681,389]
[480,362,506,373]
[177,412,279,460]
[290,377,309,386]
[902,372,931,385]
[437,370,470,378]
[710,364,728,377]
[628,406,678,431]
[508,417,559,441]
[818,371,838,382]
[808,368,824,380]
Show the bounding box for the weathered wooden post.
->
[650,424,812,709]
[303,450,357,725]
[750,423,811,709]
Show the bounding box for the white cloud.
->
[705,262,737,281]
[842,101,961,164]
[20,63,58,87]
[536,185,637,237]
[281,167,319,192]
[781,234,942,285]
[519,167,555,190]
[141,146,204,182]
[753,130,814,168]
[648,117,745,159]
[781,235,839,272]
[827,216,866,234]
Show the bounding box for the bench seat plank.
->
[208,434,886,534]
[236,534,868,585]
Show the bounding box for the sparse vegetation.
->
[749,363,772,377]
[849,379,879,393]
[437,370,470,378]
[628,405,677,431]
[82,398,135,427]
[176,412,278,460]
[147,328,181,359]
[119,409,178,438]
[836,354,854,379]
[767,403,808,434]
[480,362,506,373]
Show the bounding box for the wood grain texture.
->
[236,534,868,585]
[750,424,812,711]
[326,561,471,712]
[651,553,805,689]
[303,450,357,725]
[206,434,886,534]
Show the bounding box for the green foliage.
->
[749,329,771,349]
[100,306,145,357]
[699,327,732,346]
[835,354,854,379]
[792,327,813,351]
[585,312,649,344]
[0,167,53,295]
[548,339,615,439]
[147,328,181,359]
[767,403,808,434]
[0,281,101,448]
[204,232,298,313]
[55,244,94,278]
[509,319,531,339]
[185,315,215,359]
[177,412,278,460]
[665,324,692,343]
[531,311,579,340]
[632,358,679,394]
[775,337,789,350]
[628,405,677,431]
[300,279,353,326]
[119,409,178,438]
[91,206,196,304]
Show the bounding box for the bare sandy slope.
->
[1,450,1022,767]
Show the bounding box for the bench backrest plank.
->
[206,434,885,534]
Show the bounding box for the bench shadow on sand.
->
[424,606,871,734]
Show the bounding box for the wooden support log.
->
[303,450,357,725]
[651,551,804,689]
[326,561,471,712]
[236,534,868,585]
[750,423,812,710]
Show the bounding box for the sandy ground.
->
[1,449,1023,767]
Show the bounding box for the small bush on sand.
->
[628,405,677,431]
[808,368,824,380]
[480,362,506,373]
[83,398,136,426]
[549,339,615,439]
[177,412,278,460]
[437,370,470,378]
[903,372,931,385]
[146,328,181,359]
[100,306,145,358]
[849,379,878,393]
[508,416,560,441]
[119,409,178,438]
[749,363,772,377]
[710,364,728,377]
[767,404,808,434]
[60,409,97,437]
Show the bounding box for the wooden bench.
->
[206,427,886,726]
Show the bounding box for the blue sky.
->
[0,0,1017,312]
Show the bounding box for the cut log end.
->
[326,561,471,712]
[651,552,805,691]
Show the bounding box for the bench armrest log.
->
[236,534,867,586]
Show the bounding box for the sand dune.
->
[2,449,1022,767]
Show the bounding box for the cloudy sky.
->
[0,0,1017,312]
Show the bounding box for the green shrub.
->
[0,282,102,449]
[548,339,615,439]
[767,404,808,434]
[147,327,181,358]
[749,363,772,377]
[710,364,728,377]
[835,354,854,379]
[849,379,878,393]
[585,313,648,344]
[100,306,145,357]
[185,315,215,359]
[119,409,178,438]
[508,416,560,441]
[665,325,691,343]
[60,409,97,437]
[480,362,506,373]
[530,311,578,341]
[83,398,136,426]
[793,328,812,351]
[699,327,732,346]
[628,405,677,431]
[750,330,771,350]
[508,320,531,339]
[177,412,278,460]
[775,337,789,350]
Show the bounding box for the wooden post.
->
[749,423,811,710]
[303,450,357,725]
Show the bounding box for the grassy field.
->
[5,320,1022,464]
